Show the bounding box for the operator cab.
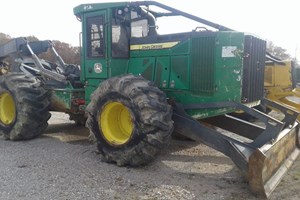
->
[80,2,222,60]
[74,1,232,89]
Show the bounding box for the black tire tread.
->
[86,74,173,166]
[0,73,51,140]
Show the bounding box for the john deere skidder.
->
[0,1,299,197]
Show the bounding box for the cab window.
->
[86,16,105,58]
[111,19,129,58]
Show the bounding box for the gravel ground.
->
[0,112,299,200]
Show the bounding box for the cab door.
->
[82,11,108,80]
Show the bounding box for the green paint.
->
[52,87,85,113]
[70,2,264,119]
[128,57,155,80]
[170,55,189,89]
[155,56,170,88]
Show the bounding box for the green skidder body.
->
[74,2,265,119]
[129,31,247,118]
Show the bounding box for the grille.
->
[190,36,216,95]
[241,36,266,103]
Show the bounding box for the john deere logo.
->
[94,63,102,73]
[130,41,179,50]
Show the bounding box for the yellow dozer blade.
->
[248,119,300,196]
[172,99,300,198]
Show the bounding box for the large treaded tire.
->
[0,73,51,140]
[86,74,173,166]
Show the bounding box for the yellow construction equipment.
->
[264,59,300,118]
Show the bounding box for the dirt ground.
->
[0,112,299,200]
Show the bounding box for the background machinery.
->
[0,1,299,197]
[264,58,300,118]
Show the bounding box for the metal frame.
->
[130,1,233,31]
[172,98,298,175]
[0,37,67,83]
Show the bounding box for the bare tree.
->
[38,40,80,65]
[267,40,291,60]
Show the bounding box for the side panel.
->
[109,59,129,77]
[214,32,244,102]
[169,55,189,89]
[128,31,245,118]
[166,32,245,118]
[166,32,244,103]
[128,57,156,81]
[155,56,170,88]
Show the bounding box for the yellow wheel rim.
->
[100,102,133,145]
[0,92,16,125]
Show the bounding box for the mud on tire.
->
[0,73,51,140]
[86,74,173,166]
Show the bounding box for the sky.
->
[1,0,299,58]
